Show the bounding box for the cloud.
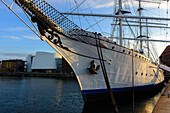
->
[0,52,33,61]
[22,36,39,40]
[87,0,168,10]
[2,27,29,32]
[0,35,21,39]
[0,35,39,40]
[149,35,169,56]
[132,1,167,9]
[94,1,114,9]
[46,0,64,4]
[0,52,31,57]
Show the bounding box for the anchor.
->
[88,60,100,74]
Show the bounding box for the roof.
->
[159,64,170,72]
[160,45,170,58]
[2,59,24,62]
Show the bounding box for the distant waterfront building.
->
[26,55,35,72]
[62,58,74,74]
[1,60,25,72]
[27,52,62,73]
[159,45,170,79]
[0,61,1,72]
[160,45,170,67]
[56,57,62,73]
[26,51,74,74]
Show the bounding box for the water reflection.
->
[82,93,161,113]
[55,80,64,106]
[0,76,162,113]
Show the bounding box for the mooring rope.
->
[95,33,119,113]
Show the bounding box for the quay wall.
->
[0,72,75,78]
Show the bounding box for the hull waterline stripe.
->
[81,81,164,94]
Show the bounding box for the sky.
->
[0,0,170,61]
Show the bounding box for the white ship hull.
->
[43,35,165,102]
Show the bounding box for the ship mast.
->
[119,0,123,46]
[146,19,150,58]
[139,0,143,54]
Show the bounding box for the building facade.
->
[0,61,1,72]
[26,51,73,73]
[1,60,25,72]
[160,45,170,67]
[26,55,35,72]
[27,52,62,73]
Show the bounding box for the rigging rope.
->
[69,0,87,14]
[131,49,135,113]
[0,0,41,38]
[85,18,106,30]
[15,0,40,35]
[125,18,138,49]
[73,0,82,28]
[89,10,103,34]
[95,33,119,113]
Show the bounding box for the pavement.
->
[152,80,170,113]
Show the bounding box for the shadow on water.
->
[82,91,162,113]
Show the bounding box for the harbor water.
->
[0,76,162,113]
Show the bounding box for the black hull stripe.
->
[82,81,165,94]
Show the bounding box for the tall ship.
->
[1,0,170,103]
